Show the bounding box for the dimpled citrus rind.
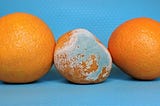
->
[0,12,55,83]
[108,17,160,80]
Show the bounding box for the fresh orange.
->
[0,12,55,83]
[108,17,160,80]
[54,28,112,84]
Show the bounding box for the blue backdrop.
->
[0,0,160,106]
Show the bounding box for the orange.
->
[108,17,160,80]
[54,28,112,84]
[0,12,56,83]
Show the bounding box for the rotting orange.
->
[0,12,56,83]
[54,28,112,84]
[108,17,160,80]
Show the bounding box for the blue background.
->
[0,0,160,106]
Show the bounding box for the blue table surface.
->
[0,0,160,106]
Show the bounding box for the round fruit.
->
[0,12,56,83]
[108,17,160,80]
[54,28,112,84]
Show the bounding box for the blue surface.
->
[0,0,160,106]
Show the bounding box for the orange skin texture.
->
[0,12,56,83]
[108,17,160,80]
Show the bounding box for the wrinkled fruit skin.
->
[54,28,112,84]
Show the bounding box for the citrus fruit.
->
[54,28,112,84]
[0,12,56,83]
[108,17,160,80]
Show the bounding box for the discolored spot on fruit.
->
[95,67,110,82]
[54,28,112,84]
